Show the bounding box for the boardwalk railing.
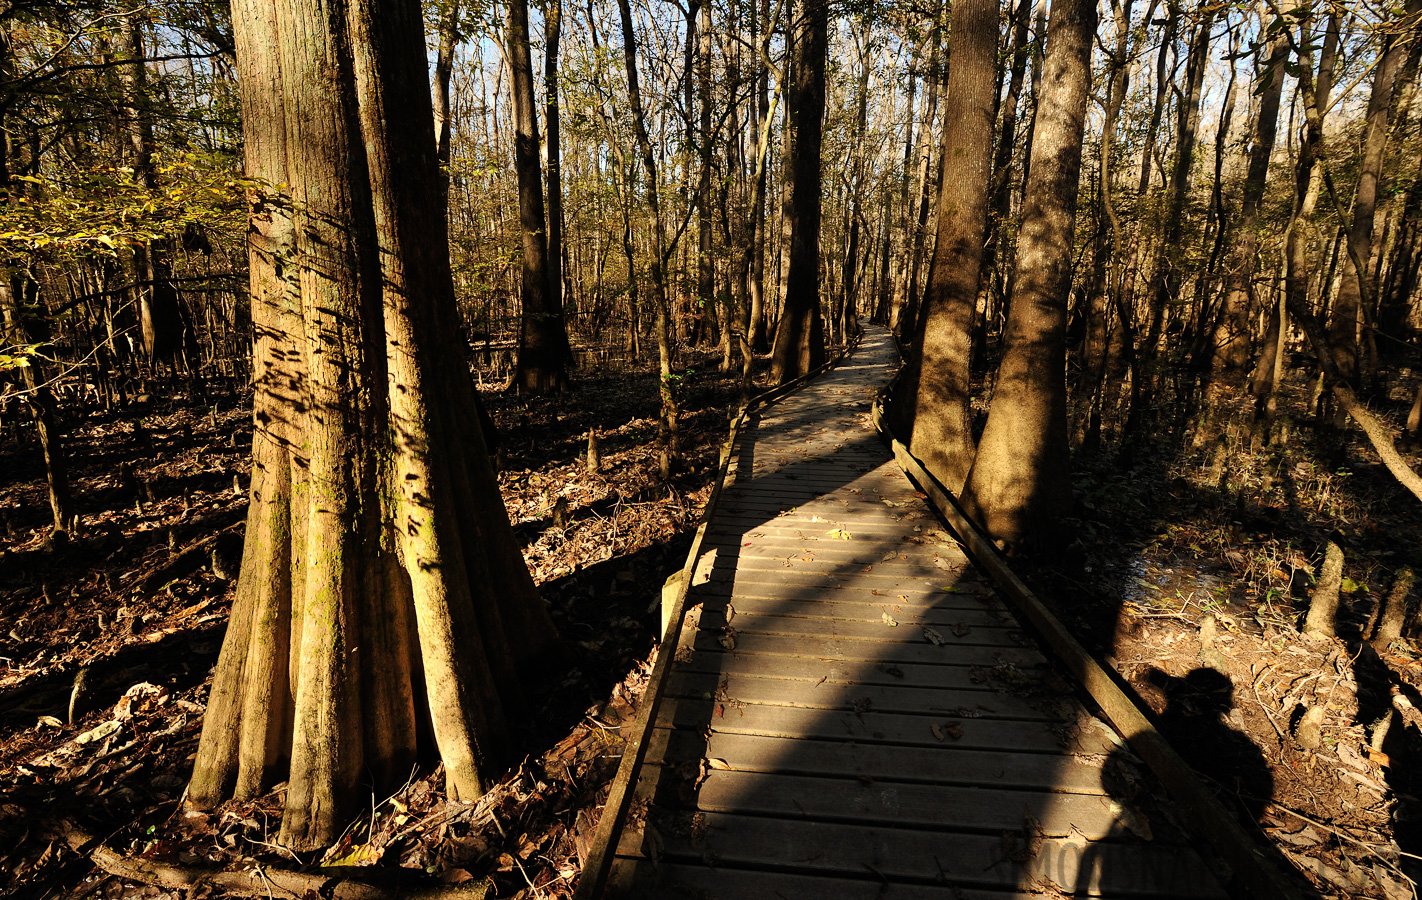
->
[872,366,1310,900]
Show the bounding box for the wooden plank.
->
[659,695,1113,754]
[695,609,1030,649]
[671,649,1043,690]
[689,582,998,609]
[606,861,1102,900]
[634,764,1124,838]
[646,728,1111,794]
[689,629,1047,667]
[664,669,1067,721]
[696,597,1011,626]
[618,812,1227,898]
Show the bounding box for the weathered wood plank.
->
[660,694,1111,754]
[616,812,1227,898]
[688,629,1048,666]
[664,669,1068,721]
[633,764,1125,837]
[605,861,1104,900]
[671,649,1042,690]
[695,608,1030,648]
[645,728,1111,794]
[696,597,1010,626]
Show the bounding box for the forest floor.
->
[3,345,1422,900]
[0,346,754,900]
[1040,364,1422,900]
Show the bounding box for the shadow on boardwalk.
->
[591,328,1247,899]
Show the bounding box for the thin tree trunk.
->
[1213,16,1288,373]
[616,0,680,462]
[1328,0,1421,382]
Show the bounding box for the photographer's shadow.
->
[1074,667,1272,896]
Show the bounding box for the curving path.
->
[601,326,1226,899]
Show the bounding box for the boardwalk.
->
[601,327,1225,899]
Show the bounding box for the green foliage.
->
[0,152,247,266]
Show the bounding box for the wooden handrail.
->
[871,376,1313,900]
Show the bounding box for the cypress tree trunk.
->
[189,0,560,851]
[768,0,828,384]
[960,0,1095,554]
[509,0,570,394]
[901,0,998,492]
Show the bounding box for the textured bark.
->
[1213,20,1288,373]
[1305,540,1345,637]
[189,0,559,851]
[768,0,828,384]
[960,0,1095,554]
[509,0,570,394]
[902,0,997,493]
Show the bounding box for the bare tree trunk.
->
[616,0,680,462]
[961,0,1095,555]
[545,0,567,351]
[768,0,828,384]
[896,1,944,341]
[899,0,998,492]
[1329,0,1421,382]
[1213,17,1288,373]
[509,0,570,394]
[432,0,459,201]
[0,276,74,536]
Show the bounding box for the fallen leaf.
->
[36,715,63,729]
[951,622,971,637]
[76,720,121,746]
[706,758,731,770]
[881,612,899,627]
[922,626,948,646]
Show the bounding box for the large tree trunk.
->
[899,0,998,492]
[509,0,570,394]
[1212,20,1288,373]
[960,0,1095,555]
[188,0,559,851]
[768,0,828,384]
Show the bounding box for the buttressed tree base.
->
[187,0,559,851]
